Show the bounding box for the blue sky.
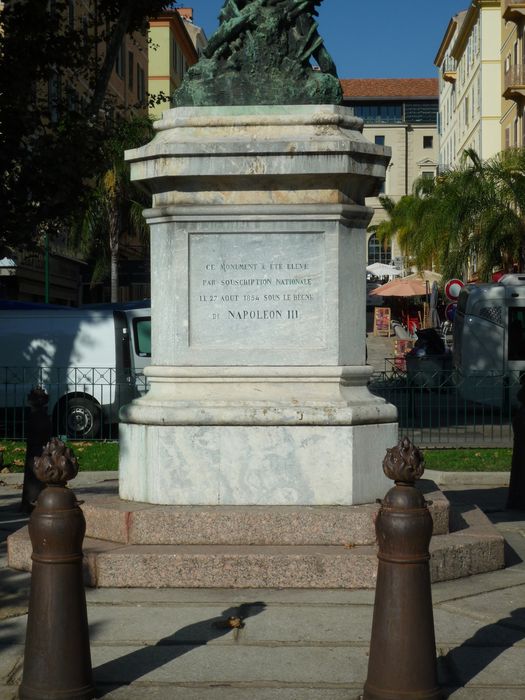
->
[186,0,467,78]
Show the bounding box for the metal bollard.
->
[21,387,53,513]
[19,438,95,700]
[507,379,525,510]
[362,437,441,700]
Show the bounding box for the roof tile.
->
[340,78,439,98]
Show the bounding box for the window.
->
[508,308,525,360]
[505,127,511,149]
[66,87,78,112]
[515,118,519,146]
[505,54,511,74]
[137,65,146,102]
[374,135,385,145]
[128,52,134,90]
[173,42,178,72]
[133,319,151,357]
[48,70,62,123]
[421,171,434,180]
[423,135,433,149]
[68,0,75,29]
[353,103,402,124]
[115,42,125,79]
[367,233,391,265]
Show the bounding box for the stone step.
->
[79,479,450,547]
[7,503,504,589]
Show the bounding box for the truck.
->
[453,274,525,409]
[0,300,151,439]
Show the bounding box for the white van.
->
[0,300,151,438]
[453,274,525,408]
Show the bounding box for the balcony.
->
[504,64,525,100]
[503,0,525,22]
[441,57,457,84]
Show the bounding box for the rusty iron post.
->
[363,437,442,700]
[21,387,53,513]
[19,438,95,700]
[507,380,525,510]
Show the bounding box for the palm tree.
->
[74,115,153,302]
[374,181,435,272]
[374,148,525,282]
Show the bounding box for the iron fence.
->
[369,362,521,448]
[1,362,520,448]
[0,367,149,441]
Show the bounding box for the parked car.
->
[0,300,151,438]
[453,274,525,409]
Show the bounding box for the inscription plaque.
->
[189,232,325,348]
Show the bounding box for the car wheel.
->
[63,398,101,439]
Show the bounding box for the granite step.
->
[7,502,504,589]
[79,479,450,547]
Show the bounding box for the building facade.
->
[435,0,502,170]
[341,79,439,268]
[148,7,202,120]
[501,0,525,147]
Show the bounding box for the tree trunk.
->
[108,204,121,303]
[110,247,119,303]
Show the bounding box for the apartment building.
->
[341,79,439,268]
[148,7,203,120]
[435,0,502,170]
[502,0,525,147]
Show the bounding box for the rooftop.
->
[341,78,439,100]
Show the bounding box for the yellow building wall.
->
[501,4,524,148]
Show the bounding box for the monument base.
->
[8,481,505,588]
[119,365,397,506]
[119,422,398,506]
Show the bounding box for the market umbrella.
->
[403,270,442,284]
[366,263,402,278]
[369,276,427,297]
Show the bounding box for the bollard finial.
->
[33,437,79,486]
[382,436,425,484]
[27,387,49,410]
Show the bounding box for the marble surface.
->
[120,105,396,507]
[149,213,366,367]
[119,422,397,506]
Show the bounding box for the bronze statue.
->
[174,0,342,106]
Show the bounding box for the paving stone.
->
[85,587,376,606]
[0,685,19,700]
[439,584,525,628]
[96,688,360,700]
[91,645,369,686]
[84,603,373,645]
[0,645,23,684]
[444,689,525,699]
[446,646,525,687]
[433,608,525,646]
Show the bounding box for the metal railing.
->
[505,63,525,91]
[369,364,521,448]
[0,367,149,441]
[2,363,518,448]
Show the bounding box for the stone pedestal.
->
[121,104,397,505]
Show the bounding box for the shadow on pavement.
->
[444,485,525,568]
[0,492,31,620]
[93,601,267,698]
[440,607,525,696]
